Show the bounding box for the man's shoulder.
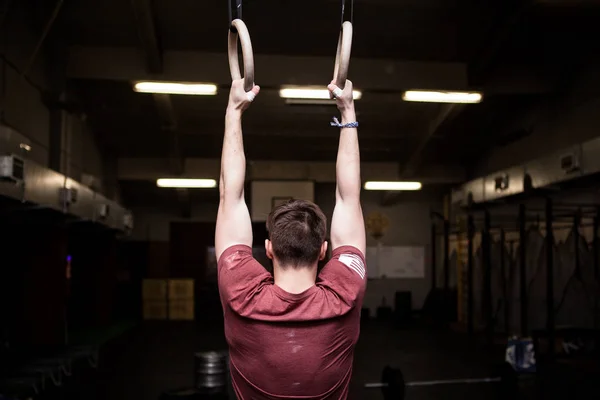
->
[218,244,257,271]
[218,245,272,295]
[330,245,366,260]
[324,246,366,280]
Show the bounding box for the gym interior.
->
[1,0,600,399]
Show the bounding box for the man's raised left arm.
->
[215,79,260,261]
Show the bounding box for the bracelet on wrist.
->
[330,117,359,129]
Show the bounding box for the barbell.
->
[365,364,519,400]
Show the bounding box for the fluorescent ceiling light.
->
[156,178,217,188]
[364,181,422,191]
[402,90,482,104]
[284,99,341,106]
[134,81,218,95]
[280,87,362,100]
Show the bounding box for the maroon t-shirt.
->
[218,244,367,400]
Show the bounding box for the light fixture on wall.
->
[19,143,32,152]
[364,181,422,191]
[133,81,218,95]
[402,90,482,104]
[279,86,362,100]
[156,178,217,188]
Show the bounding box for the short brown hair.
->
[266,199,327,267]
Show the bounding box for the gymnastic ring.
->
[333,21,353,90]
[228,19,255,92]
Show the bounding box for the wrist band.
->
[330,117,359,128]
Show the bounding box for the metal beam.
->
[152,93,176,130]
[130,0,162,73]
[167,127,184,176]
[321,0,458,6]
[536,0,600,5]
[401,104,462,178]
[117,158,466,184]
[130,0,183,175]
[21,0,64,78]
[470,1,534,84]
[67,46,470,91]
[67,47,555,94]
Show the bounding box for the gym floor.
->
[95,320,504,400]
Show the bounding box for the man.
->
[215,78,366,399]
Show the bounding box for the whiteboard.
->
[365,247,381,278]
[365,246,425,279]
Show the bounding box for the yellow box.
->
[143,300,168,320]
[168,279,195,300]
[142,279,167,300]
[168,299,195,321]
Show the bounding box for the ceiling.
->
[15,0,600,194]
[58,0,464,60]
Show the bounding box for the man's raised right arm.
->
[312,81,367,312]
[328,80,366,256]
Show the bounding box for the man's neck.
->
[273,263,318,294]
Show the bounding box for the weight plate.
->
[497,362,518,398]
[194,350,229,392]
[381,366,404,400]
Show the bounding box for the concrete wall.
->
[130,183,443,311]
[0,3,107,191]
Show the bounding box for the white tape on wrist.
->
[247,92,256,102]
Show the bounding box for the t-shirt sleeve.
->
[217,245,273,316]
[316,245,367,310]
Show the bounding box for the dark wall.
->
[475,58,600,176]
[68,229,119,330]
[0,217,68,349]
[0,208,126,354]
